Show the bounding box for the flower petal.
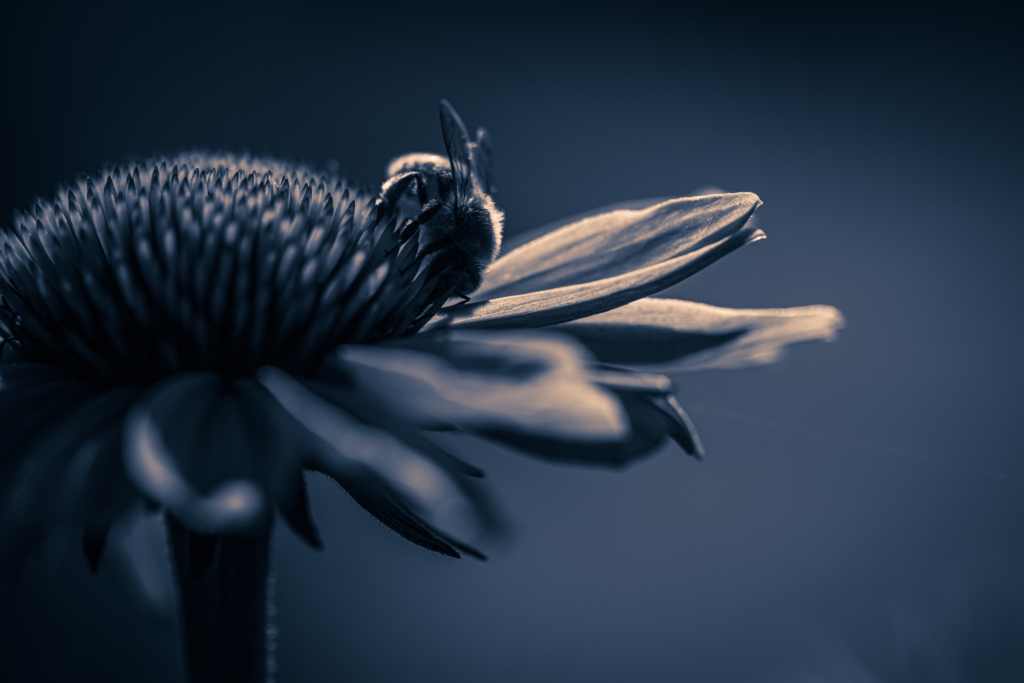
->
[302,377,486,479]
[102,505,176,618]
[65,417,139,571]
[0,371,97,461]
[257,367,485,557]
[325,330,629,441]
[1,387,137,585]
[231,380,323,548]
[123,373,267,534]
[555,297,844,370]
[476,193,761,300]
[423,220,764,332]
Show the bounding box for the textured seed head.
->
[0,153,457,384]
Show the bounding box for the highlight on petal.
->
[476,193,762,300]
[555,297,844,371]
[496,197,674,257]
[257,367,485,554]
[424,208,764,332]
[325,330,629,441]
[123,373,267,534]
[485,390,697,467]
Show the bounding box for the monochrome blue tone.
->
[1,3,1020,682]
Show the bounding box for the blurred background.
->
[1,2,1021,681]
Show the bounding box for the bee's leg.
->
[400,235,451,275]
[450,292,472,304]
[393,201,440,254]
[416,175,429,206]
[417,238,451,256]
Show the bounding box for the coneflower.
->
[0,101,842,682]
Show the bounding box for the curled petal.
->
[476,193,761,299]
[424,222,763,332]
[326,330,629,441]
[257,367,484,554]
[123,373,267,534]
[556,298,844,370]
[640,393,704,458]
[585,366,703,457]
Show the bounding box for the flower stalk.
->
[167,516,271,683]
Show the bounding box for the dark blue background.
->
[2,3,1021,681]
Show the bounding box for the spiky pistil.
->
[0,153,456,385]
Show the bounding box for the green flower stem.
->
[167,516,271,683]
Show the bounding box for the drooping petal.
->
[123,373,267,534]
[303,377,486,479]
[1,386,138,584]
[0,369,97,461]
[257,367,486,557]
[423,220,764,332]
[64,417,138,570]
[555,298,844,370]
[102,505,177,618]
[476,193,761,300]
[324,330,629,441]
[232,379,323,548]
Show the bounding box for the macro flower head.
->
[0,103,841,681]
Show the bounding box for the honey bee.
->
[379,100,504,301]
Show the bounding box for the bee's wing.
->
[439,99,474,205]
[472,127,496,194]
